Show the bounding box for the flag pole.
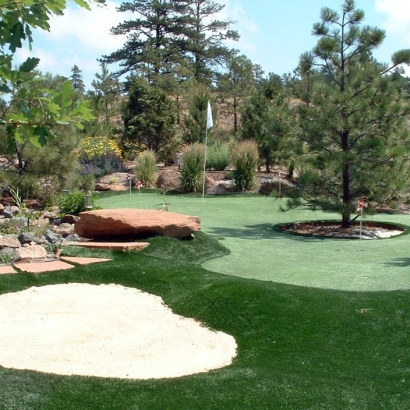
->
[202,127,208,199]
[202,101,213,200]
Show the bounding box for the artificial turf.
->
[0,192,409,409]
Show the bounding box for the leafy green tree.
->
[0,0,102,153]
[122,77,177,161]
[70,64,86,93]
[290,0,410,227]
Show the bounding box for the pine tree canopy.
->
[289,0,410,227]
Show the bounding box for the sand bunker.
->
[0,283,237,379]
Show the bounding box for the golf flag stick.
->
[202,101,213,199]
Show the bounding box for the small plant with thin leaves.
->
[230,140,259,191]
[207,142,231,171]
[181,143,205,193]
[134,150,157,187]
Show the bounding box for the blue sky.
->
[14,0,410,89]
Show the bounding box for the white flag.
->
[206,101,213,129]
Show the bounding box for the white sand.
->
[0,283,237,379]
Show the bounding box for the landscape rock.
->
[75,209,201,240]
[0,237,21,249]
[259,177,294,196]
[61,214,80,224]
[52,223,75,236]
[44,230,63,244]
[15,244,47,261]
[63,233,80,242]
[156,168,182,192]
[2,209,13,218]
[18,232,36,245]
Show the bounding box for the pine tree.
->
[217,53,256,134]
[186,0,239,84]
[100,0,193,85]
[100,0,238,85]
[70,65,86,93]
[241,74,293,173]
[290,0,410,227]
[87,63,122,137]
[122,77,177,160]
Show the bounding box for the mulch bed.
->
[280,221,406,239]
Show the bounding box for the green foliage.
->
[134,150,157,187]
[230,140,259,191]
[181,143,204,193]
[57,190,85,216]
[100,0,238,86]
[182,85,214,144]
[0,218,29,235]
[241,74,295,172]
[217,52,256,134]
[122,77,177,162]
[207,142,231,171]
[292,0,410,227]
[70,64,85,93]
[0,0,102,153]
[85,63,122,138]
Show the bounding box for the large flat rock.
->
[74,209,200,240]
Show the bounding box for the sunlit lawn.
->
[0,191,409,409]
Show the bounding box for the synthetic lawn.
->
[97,191,410,291]
[0,232,410,409]
[1,192,410,409]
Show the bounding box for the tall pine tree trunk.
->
[341,130,351,228]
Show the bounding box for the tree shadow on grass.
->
[383,258,410,268]
[206,224,327,241]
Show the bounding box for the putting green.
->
[96,192,410,291]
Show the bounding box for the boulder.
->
[75,209,200,239]
[15,244,47,261]
[259,177,294,196]
[0,237,21,249]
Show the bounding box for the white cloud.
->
[375,0,410,36]
[46,0,129,54]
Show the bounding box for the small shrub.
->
[0,219,28,235]
[79,136,125,178]
[57,191,85,216]
[207,142,231,171]
[134,150,157,187]
[181,143,205,193]
[230,140,259,191]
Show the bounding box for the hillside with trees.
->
[0,0,410,225]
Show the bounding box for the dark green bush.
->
[181,143,204,193]
[57,191,85,216]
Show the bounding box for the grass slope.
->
[0,233,409,409]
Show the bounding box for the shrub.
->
[134,150,157,187]
[230,140,259,191]
[207,142,231,171]
[181,143,205,193]
[79,136,124,178]
[57,191,85,216]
